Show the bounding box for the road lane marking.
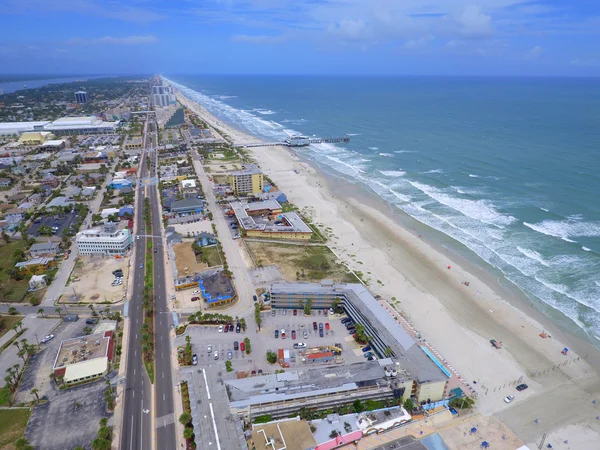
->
[130,415,134,450]
[141,399,144,450]
[209,403,222,450]
[202,369,211,401]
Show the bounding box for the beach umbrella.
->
[481,442,489,449]
[470,427,478,434]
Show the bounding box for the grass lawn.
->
[0,386,11,407]
[0,315,23,340]
[198,245,222,267]
[246,242,358,283]
[0,241,31,302]
[0,408,31,447]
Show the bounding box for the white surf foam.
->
[469,174,479,178]
[347,133,361,136]
[215,95,237,99]
[368,147,378,150]
[524,220,600,242]
[408,181,517,227]
[517,246,550,267]
[255,109,276,115]
[422,169,444,174]
[379,153,393,157]
[540,207,549,212]
[380,170,406,177]
[394,150,415,154]
[582,246,592,252]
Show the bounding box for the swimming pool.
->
[420,346,452,378]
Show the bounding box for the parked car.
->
[362,346,372,353]
[271,309,276,316]
[348,328,356,334]
[41,334,55,343]
[282,309,287,316]
[325,322,330,330]
[516,384,528,391]
[240,342,245,352]
[192,290,200,295]
[191,297,200,301]
[319,323,323,330]
[228,324,234,332]
[253,295,258,302]
[236,323,241,333]
[228,350,233,360]
[274,330,279,338]
[504,395,514,403]
[291,330,296,339]
[207,345,212,353]
[329,308,334,315]
[214,351,219,360]
[367,356,374,361]
[293,342,307,349]
[363,352,374,358]
[224,324,229,333]
[86,318,98,325]
[192,354,198,365]
[281,329,286,339]
[218,325,223,333]
[233,341,239,351]
[319,329,324,337]
[313,322,318,330]
[153,248,158,253]
[251,370,256,375]
[303,330,308,339]
[293,309,297,316]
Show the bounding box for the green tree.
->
[179,412,192,426]
[8,307,18,315]
[31,388,39,403]
[183,427,194,440]
[403,398,415,412]
[97,426,111,440]
[448,396,475,410]
[55,307,63,317]
[303,298,313,315]
[91,438,111,450]
[353,399,365,413]
[266,351,277,364]
[1,231,10,243]
[14,437,33,450]
[254,303,262,331]
[244,337,251,355]
[225,360,233,372]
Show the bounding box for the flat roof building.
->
[270,281,449,403]
[42,116,118,135]
[52,331,113,384]
[229,200,312,240]
[76,223,133,256]
[228,164,264,196]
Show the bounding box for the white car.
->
[218,325,223,333]
[192,290,200,295]
[504,395,514,404]
[41,334,55,344]
[293,342,307,349]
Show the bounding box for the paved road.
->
[192,154,255,317]
[149,123,177,450]
[120,120,153,450]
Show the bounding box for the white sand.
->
[177,93,600,443]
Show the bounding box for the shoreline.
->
[173,86,600,445]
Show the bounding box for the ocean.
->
[165,75,600,347]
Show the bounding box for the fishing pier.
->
[239,135,350,148]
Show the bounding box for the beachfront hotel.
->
[229,164,264,196]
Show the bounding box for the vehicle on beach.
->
[504,395,514,403]
[490,339,503,349]
[516,384,528,391]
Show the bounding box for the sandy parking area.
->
[66,255,129,303]
[438,414,522,449]
[171,219,213,236]
[174,242,207,276]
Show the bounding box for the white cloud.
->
[68,36,158,45]
[230,34,288,44]
[454,5,494,38]
[526,45,543,59]
[570,57,599,67]
[404,34,435,49]
[326,20,369,42]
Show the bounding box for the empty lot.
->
[67,255,129,303]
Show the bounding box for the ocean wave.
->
[582,246,592,252]
[394,150,415,154]
[347,133,361,136]
[368,179,411,203]
[380,170,406,177]
[540,207,549,212]
[379,153,393,157]
[368,146,378,150]
[517,246,550,267]
[523,219,600,242]
[422,169,444,174]
[469,174,479,178]
[215,95,237,99]
[407,181,517,227]
[255,109,276,115]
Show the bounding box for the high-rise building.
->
[228,164,264,196]
[75,91,88,104]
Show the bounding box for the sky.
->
[0,0,599,76]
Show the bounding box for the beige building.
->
[53,331,114,384]
[19,131,54,145]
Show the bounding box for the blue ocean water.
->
[0,76,97,94]
[165,75,600,345]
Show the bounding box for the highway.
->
[148,121,177,449]
[120,118,153,450]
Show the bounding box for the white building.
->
[76,224,133,256]
[75,91,88,104]
[43,116,117,135]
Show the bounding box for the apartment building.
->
[228,164,264,196]
[76,223,133,256]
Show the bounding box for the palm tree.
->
[37,308,45,317]
[91,438,111,450]
[13,340,23,352]
[179,412,192,426]
[14,437,33,450]
[183,427,194,440]
[17,348,27,364]
[55,307,63,317]
[31,388,39,403]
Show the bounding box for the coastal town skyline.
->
[1,0,599,76]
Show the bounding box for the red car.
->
[291,330,296,339]
[325,322,330,330]
[240,342,245,352]
[293,309,297,316]
[224,324,229,333]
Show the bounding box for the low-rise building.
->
[0,177,12,187]
[76,223,133,256]
[169,197,204,215]
[29,242,61,258]
[124,136,143,150]
[18,131,54,145]
[15,257,56,274]
[229,201,312,240]
[29,274,48,290]
[269,281,449,403]
[5,208,25,224]
[109,179,133,189]
[52,331,114,384]
[40,139,66,151]
[47,196,73,209]
[42,116,118,136]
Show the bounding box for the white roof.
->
[42,139,66,147]
[64,357,108,382]
[181,179,196,188]
[0,121,50,135]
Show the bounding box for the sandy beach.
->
[177,93,600,448]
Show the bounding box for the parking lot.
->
[79,134,121,146]
[176,308,366,373]
[28,211,79,238]
[67,255,129,303]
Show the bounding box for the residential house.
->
[29,242,61,258]
[116,185,132,195]
[29,274,48,290]
[5,208,25,224]
[81,186,96,197]
[0,177,12,187]
[41,173,59,188]
[15,257,56,275]
[18,201,34,211]
[101,208,120,219]
[27,192,44,204]
[109,178,132,189]
[118,206,134,218]
[64,186,82,199]
[47,196,73,209]
[7,192,27,203]
[194,232,216,247]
